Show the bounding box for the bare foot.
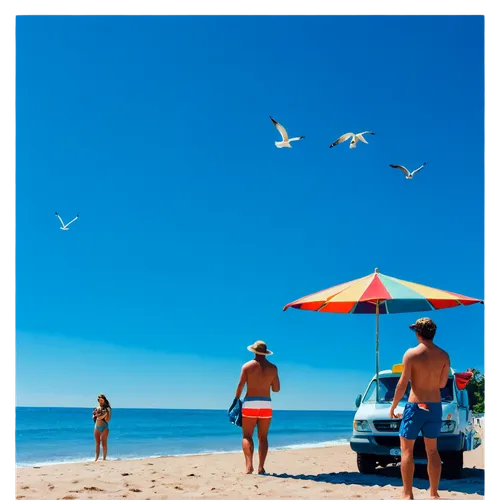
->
[430,495,440,499]
[245,467,254,474]
[258,468,266,475]
[401,495,413,500]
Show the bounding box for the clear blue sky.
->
[15,15,484,410]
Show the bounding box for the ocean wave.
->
[16,440,349,468]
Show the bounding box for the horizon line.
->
[16,405,355,412]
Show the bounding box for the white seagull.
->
[389,162,427,179]
[329,131,375,149]
[270,116,305,148]
[55,212,79,230]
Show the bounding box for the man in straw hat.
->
[390,318,450,500]
[235,340,280,474]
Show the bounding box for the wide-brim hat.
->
[247,340,273,356]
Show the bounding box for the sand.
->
[16,439,484,500]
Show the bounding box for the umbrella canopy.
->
[283,268,483,314]
[283,268,483,402]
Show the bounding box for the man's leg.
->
[400,436,416,500]
[256,418,272,474]
[242,417,258,474]
[424,437,441,499]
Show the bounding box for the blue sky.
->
[15,15,485,410]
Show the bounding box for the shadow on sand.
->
[270,465,484,496]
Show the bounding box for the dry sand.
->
[16,440,484,500]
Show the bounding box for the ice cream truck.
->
[350,364,481,479]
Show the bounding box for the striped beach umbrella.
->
[283,268,483,400]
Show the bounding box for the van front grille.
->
[373,420,401,432]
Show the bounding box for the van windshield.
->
[362,377,455,404]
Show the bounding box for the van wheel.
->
[442,451,463,479]
[357,453,377,474]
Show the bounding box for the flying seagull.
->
[329,131,375,149]
[269,116,305,148]
[389,162,427,179]
[55,212,79,230]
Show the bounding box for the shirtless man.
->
[390,318,450,500]
[235,340,280,474]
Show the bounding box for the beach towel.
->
[455,371,473,390]
[228,398,242,427]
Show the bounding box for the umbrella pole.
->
[376,301,380,403]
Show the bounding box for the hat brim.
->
[247,346,273,356]
[409,324,419,332]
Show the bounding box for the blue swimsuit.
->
[94,406,109,433]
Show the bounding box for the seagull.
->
[269,116,305,148]
[55,212,79,230]
[329,131,375,149]
[389,162,427,179]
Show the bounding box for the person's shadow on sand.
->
[270,465,484,496]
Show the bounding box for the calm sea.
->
[16,407,355,467]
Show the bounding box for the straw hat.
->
[247,340,273,356]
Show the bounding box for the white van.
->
[350,364,481,479]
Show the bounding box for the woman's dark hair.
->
[98,394,111,408]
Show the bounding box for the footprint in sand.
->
[129,488,142,492]
[121,473,132,476]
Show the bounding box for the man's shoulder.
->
[435,345,450,358]
[404,346,419,358]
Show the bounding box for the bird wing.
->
[270,116,288,142]
[65,214,79,227]
[329,133,354,148]
[288,136,305,142]
[389,164,410,176]
[357,131,375,143]
[55,212,65,227]
[410,162,427,176]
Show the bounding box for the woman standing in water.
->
[93,394,112,461]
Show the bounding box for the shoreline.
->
[16,438,350,469]
[16,442,484,499]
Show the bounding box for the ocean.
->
[16,407,355,467]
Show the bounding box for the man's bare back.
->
[242,359,279,398]
[406,343,450,403]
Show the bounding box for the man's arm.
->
[439,352,451,389]
[390,351,412,418]
[235,366,247,399]
[271,368,280,393]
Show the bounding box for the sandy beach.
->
[16,440,484,500]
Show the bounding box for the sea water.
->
[16,407,355,467]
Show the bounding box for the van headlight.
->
[354,420,370,432]
[441,420,456,433]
